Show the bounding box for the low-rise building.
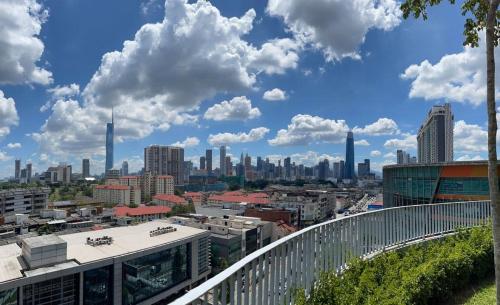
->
[183,192,205,204]
[207,191,271,209]
[93,185,140,206]
[153,194,187,207]
[114,204,171,222]
[0,221,210,304]
[0,188,50,224]
[244,207,298,227]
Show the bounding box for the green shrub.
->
[296,226,494,305]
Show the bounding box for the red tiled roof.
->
[95,185,129,190]
[184,192,202,197]
[208,194,271,205]
[153,194,187,204]
[224,191,244,196]
[114,204,171,217]
[157,175,174,179]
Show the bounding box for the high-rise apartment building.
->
[225,156,232,176]
[244,154,252,180]
[26,163,32,183]
[105,110,114,172]
[15,159,20,180]
[206,149,212,174]
[82,159,90,178]
[344,131,355,179]
[219,146,226,176]
[417,103,454,163]
[284,157,291,179]
[200,156,206,170]
[318,159,329,180]
[121,161,129,176]
[144,145,184,185]
[357,159,370,178]
[333,162,340,179]
[339,160,345,180]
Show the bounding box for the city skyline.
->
[0,0,492,179]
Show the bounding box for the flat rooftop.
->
[383,160,489,169]
[0,220,207,284]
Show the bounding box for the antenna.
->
[111,106,114,124]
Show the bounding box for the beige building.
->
[144,145,184,184]
[156,175,174,195]
[93,185,140,206]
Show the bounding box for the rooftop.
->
[114,204,171,217]
[383,160,489,169]
[95,185,129,190]
[0,221,207,284]
[153,194,186,204]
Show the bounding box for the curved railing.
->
[170,201,491,305]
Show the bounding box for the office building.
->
[358,159,370,178]
[199,156,206,170]
[417,103,454,163]
[244,154,252,181]
[14,159,20,180]
[26,163,32,183]
[121,161,129,176]
[225,156,232,176]
[0,188,50,223]
[144,145,184,185]
[284,157,291,180]
[205,149,212,174]
[383,161,495,207]
[0,221,210,305]
[45,164,72,184]
[219,146,226,177]
[318,159,329,180]
[105,110,114,172]
[344,131,355,179]
[82,159,90,178]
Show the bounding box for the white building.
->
[156,175,175,195]
[0,188,50,223]
[93,185,140,206]
[417,103,454,163]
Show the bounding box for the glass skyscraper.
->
[105,110,114,172]
[344,131,355,179]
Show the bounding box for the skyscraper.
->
[82,159,90,178]
[200,156,206,170]
[15,159,20,180]
[318,159,329,180]
[26,163,32,183]
[225,156,232,176]
[105,109,114,172]
[284,157,291,179]
[121,161,129,176]
[333,162,340,179]
[219,146,226,177]
[357,159,370,178]
[339,160,345,179]
[417,103,454,163]
[344,131,355,179]
[206,149,212,174]
[144,145,184,184]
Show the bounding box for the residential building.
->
[93,185,140,206]
[284,157,291,180]
[417,103,454,163]
[114,204,171,222]
[383,161,494,207]
[0,188,50,223]
[344,131,355,180]
[358,159,370,178]
[183,192,204,204]
[333,162,340,179]
[105,168,121,179]
[14,159,20,180]
[121,161,129,176]
[206,149,212,174]
[244,154,252,181]
[156,175,174,195]
[105,110,114,172]
[199,156,206,171]
[144,145,184,184]
[339,160,345,179]
[244,207,298,227]
[0,221,210,305]
[26,163,32,183]
[225,156,232,176]
[45,164,72,184]
[219,146,226,177]
[82,158,90,178]
[153,194,187,207]
[318,159,329,180]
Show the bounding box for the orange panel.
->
[440,165,488,178]
[435,194,489,200]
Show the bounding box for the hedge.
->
[295,226,494,305]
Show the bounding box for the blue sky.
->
[0,0,492,177]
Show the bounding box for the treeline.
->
[296,225,494,305]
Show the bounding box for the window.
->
[83,265,113,305]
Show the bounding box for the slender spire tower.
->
[105,108,114,172]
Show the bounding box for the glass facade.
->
[122,244,190,305]
[0,288,17,305]
[83,265,113,305]
[23,274,79,305]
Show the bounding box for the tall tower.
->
[206,149,212,174]
[219,145,226,176]
[105,109,114,172]
[417,103,454,163]
[15,159,20,180]
[344,131,355,180]
[82,159,90,178]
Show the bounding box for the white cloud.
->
[354,139,370,146]
[384,152,396,159]
[384,133,417,150]
[268,114,349,146]
[208,127,270,146]
[267,0,401,61]
[456,154,483,161]
[454,120,487,153]
[171,136,200,148]
[0,0,52,85]
[204,96,261,121]
[370,150,381,157]
[0,151,11,162]
[6,143,21,149]
[266,150,342,166]
[401,33,498,106]
[353,118,399,136]
[0,90,19,139]
[263,88,287,101]
[48,83,80,99]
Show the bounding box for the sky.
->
[0,0,494,178]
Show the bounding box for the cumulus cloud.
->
[41,83,81,112]
[266,150,342,166]
[204,96,261,121]
[456,154,483,161]
[0,91,19,139]
[0,151,11,162]
[208,127,270,146]
[454,120,487,153]
[353,118,399,136]
[370,150,381,157]
[384,133,417,150]
[171,136,200,148]
[267,0,401,61]
[0,0,52,85]
[6,143,21,149]
[354,139,370,146]
[401,33,498,106]
[268,114,349,146]
[263,88,287,101]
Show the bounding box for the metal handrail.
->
[170,201,491,305]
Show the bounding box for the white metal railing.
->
[170,201,491,305]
